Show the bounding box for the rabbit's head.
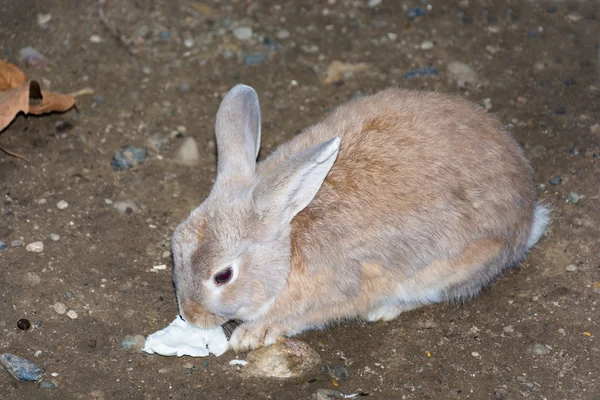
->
[172,85,340,328]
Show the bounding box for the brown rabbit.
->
[172,85,549,351]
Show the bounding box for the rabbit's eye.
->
[214,268,232,285]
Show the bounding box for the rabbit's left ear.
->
[214,84,261,179]
[254,137,341,224]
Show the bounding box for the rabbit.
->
[171,84,549,351]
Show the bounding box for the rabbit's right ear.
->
[215,84,261,179]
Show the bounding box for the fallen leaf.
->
[322,60,369,85]
[28,81,77,115]
[0,60,27,90]
[0,84,30,131]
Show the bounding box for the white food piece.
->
[229,359,248,366]
[142,317,229,357]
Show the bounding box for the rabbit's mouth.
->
[180,298,227,328]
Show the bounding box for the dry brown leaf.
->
[0,60,27,91]
[0,84,30,131]
[28,80,77,115]
[191,2,215,15]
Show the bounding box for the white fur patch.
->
[526,205,550,249]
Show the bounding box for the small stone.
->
[555,107,566,115]
[447,61,480,88]
[49,233,60,241]
[39,381,56,390]
[146,133,167,153]
[330,364,349,381]
[110,145,147,170]
[17,319,31,331]
[591,124,600,134]
[66,310,78,319]
[53,302,67,315]
[558,328,566,335]
[152,264,167,271]
[122,334,146,353]
[0,241,6,251]
[315,389,343,400]
[276,30,290,40]
[471,351,480,357]
[244,53,268,66]
[89,35,102,43]
[11,239,23,247]
[179,82,191,93]
[34,350,42,357]
[104,199,113,205]
[567,192,579,204]
[174,137,200,166]
[565,264,577,272]
[503,325,514,333]
[548,176,562,185]
[37,13,52,28]
[233,26,253,41]
[532,343,550,356]
[113,200,141,215]
[245,339,321,379]
[162,251,171,258]
[0,354,44,381]
[482,98,492,111]
[158,30,171,40]
[26,241,44,253]
[23,272,41,285]
[368,0,382,8]
[420,40,434,50]
[404,67,438,79]
[56,200,69,210]
[407,7,425,19]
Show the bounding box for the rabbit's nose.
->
[181,298,222,328]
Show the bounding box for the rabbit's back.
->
[259,89,536,300]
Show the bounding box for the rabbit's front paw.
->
[230,322,283,351]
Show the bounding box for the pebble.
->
[37,13,52,28]
[420,40,434,50]
[49,233,60,241]
[17,319,31,331]
[368,0,382,7]
[162,251,171,258]
[146,133,166,153]
[26,241,44,253]
[567,192,579,204]
[110,145,147,170]
[89,35,102,43]
[315,389,343,400]
[152,264,167,270]
[53,302,67,315]
[122,334,146,353]
[174,137,200,166]
[591,123,600,134]
[503,325,514,333]
[532,343,550,356]
[447,61,480,88]
[11,239,23,247]
[66,310,78,319]
[56,200,69,210]
[158,30,171,40]
[407,7,426,19]
[0,241,6,251]
[19,47,49,69]
[244,53,268,66]
[244,339,321,379]
[548,176,562,185]
[471,351,480,357]
[233,26,253,41]
[113,200,141,215]
[565,264,577,272]
[39,381,56,390]
[482,98,492,111]
[555,107,566,115]
[0,354,44,381]
[330,364,349,381]
[276,30,290,40]
[179,82,191,93]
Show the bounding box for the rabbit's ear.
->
[215,84,261,178]
[255,137,341,224]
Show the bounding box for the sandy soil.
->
[0,0,599,399]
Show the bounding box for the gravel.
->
[26,241,44,252]
[565,264,577,272]
[0,241,6,251]
[110,145,147,170]
[233,27,253,41]
[53,302,67,315]
[532,343,550,356]
[56,200,69,210]
[0,354,44,381]
[447,61,480,88]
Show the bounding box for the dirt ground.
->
[1,0,599,399]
